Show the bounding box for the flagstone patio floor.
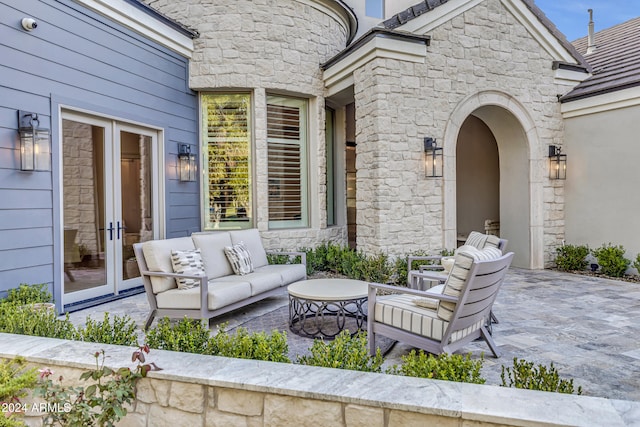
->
[65,268,640,402]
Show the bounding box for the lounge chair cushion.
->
[437,246,502,321]
[224,243,254,275]
[374,294,484,343]
[142,237,195,294]
[229,229,269,268]
[257,263,307,285]
[170,249,205,290]
[192,232,234,279]
[155,280,252,311]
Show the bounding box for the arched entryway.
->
[456,116,500,245]
[443,91,544,269]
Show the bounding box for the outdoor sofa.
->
[133,229,306,329]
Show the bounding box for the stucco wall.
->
[143,0,351,249]
[351,0,567,265]
[564,103,640,269]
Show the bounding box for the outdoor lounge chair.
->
[368,248,514,358]
[407,231,508,290]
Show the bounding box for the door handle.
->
[117,221,125,240]
[107,222,114,241]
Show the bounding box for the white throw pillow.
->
[170,249,205,290]
[224,242,254,275]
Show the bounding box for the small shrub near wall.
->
[387,350,485,384]
[501,358,582,395]
[592,243,631,278]
[554,244,590,271]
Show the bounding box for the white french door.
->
[61,111,161,305]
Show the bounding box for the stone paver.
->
[66,269,640,401]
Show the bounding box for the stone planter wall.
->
[2,334,637,427]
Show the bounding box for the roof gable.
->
[381,0,587,68]
[562,17,640,102]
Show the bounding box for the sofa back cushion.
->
[192,232,234,279]
[229,229,268,268]
[142,237,195,294]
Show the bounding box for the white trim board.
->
[72,0,194,58]
[561,86,640,118]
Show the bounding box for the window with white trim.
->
[267,96,308,228]
[202,93,252,230]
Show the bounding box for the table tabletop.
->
[287,278,368,301]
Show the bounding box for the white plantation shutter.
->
[267,97,308,228]
[202,94,252,230]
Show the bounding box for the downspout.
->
[586,9,596,55]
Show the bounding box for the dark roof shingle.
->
[562,16,640,102]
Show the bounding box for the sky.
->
[533,0,640,41]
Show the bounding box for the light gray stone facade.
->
[143,0,352,250]
[348,0,568,266]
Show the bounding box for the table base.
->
[288,295,367,339]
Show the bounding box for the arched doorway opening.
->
[456,116,499,245]
[444,91,544,269]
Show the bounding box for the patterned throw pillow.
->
[224,242,254,275]
[170,249,205,290]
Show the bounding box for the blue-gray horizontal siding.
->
[0,0,200,296]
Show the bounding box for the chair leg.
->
[490,311,499,324]
[481,325,500,358]
[144,310,157,330]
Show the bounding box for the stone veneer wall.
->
[4,334,636,427]
[352,0,566,265]
[62,121,99,256]
[142,0,350,248]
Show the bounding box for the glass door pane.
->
[62,118,110,299]
[118,130,154,288]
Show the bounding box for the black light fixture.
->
[424,137,442,178]
[178,144,196,182]
[548,145,567,180]
[18,110,51,171]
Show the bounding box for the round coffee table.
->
[287,278,368,339]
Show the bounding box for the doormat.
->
[227,305,396,362]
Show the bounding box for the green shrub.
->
[145,317,211,354]
[297,331,383,372]
[554,244,589,271]
[0,305,76,340]
[5,283,52,306]
[592,243,631,277]
[633,254,640,275]
[0,357,38,427]
[210,325,289,363]
[78,313,139,346]
[146,318,290,362]
[387,350,485,384]
[501,358,582,394]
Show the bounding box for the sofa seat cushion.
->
[213,267,282,296]
[142,237,195,294]
[192,232,234,279]
[229,229,268,268]
[156,280,251,311]
[257,264,306,285]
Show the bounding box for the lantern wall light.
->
[18,110,51,172]
[548,145,567,180]
[178,144,197,182]
[424,137,443,178]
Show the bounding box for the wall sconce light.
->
[18,110,51,171]
[424,137,443,178]
[548,145,567,180]
[178,144,196,182]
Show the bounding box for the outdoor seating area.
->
[64,264,640,402]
